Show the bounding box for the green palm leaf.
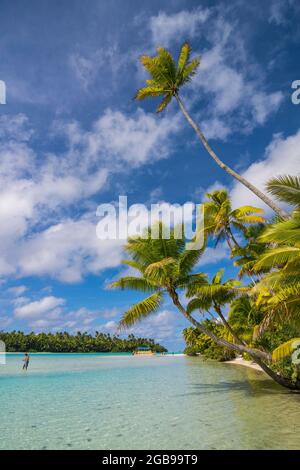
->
[177,42,191,74]
[119,292,164,328]
[272,338,300,362]
[187,297,210,314]
[134,86,165,100]
[110,277,158,292]
[254,247,300,270]
[156,93,172,113]
[266,175,300,207]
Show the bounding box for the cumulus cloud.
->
[17,216,124,283]
[7,285,27,297]
[0,108,179,281]
[14,296,66,319]
[11,293,113,332]
[269,0,297,25]
[148,8,283,139]
[197,242,230,267]
[70,44,128,91]
[0,114,33,141]
[150,8,210,47]
[231,129,300,211]
[0,315,12,328]
[61,108,180,168]
[127,309,178,343]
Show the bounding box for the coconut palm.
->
[186,268,246,344]
[250,176,300,338]
[232,223,268,278]
[110,223,299,390]
[134,42,286,219]
[203,189,265,250]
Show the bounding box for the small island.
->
[0,331,167,354]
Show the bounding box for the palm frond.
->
[119,292,164,328]
[179,248,204,276]
[134,86,165,101]
[187,297,209,314]
[254,247,300,270]
[156,93,172,113]
[181,58,200,84]
[177,42,191,75]
[272,338,300,362]
[109,276,158,292]
[231,206,264,217]
[144,257,177,280]
[266,175,300,207]
[121,260,146,273]
[237,215,266,224]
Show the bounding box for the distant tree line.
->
[0,331,167,353]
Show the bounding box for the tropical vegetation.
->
[111,173,300,390]
[134,42,286,218]
[0,331,167,353]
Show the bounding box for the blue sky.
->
[0,0,299,350]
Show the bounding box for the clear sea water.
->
[1,353,299,450]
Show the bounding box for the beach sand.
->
[224,356,264,372]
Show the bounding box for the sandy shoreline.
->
[224,357,264,372]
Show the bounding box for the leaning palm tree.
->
[250,175,300,338]
[203,189,265,250]
[186,268,246,344]
[134,43,286,219]
[232,223,268,278]
[110,223,299,390]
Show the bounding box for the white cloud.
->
[0,315,12,328]
[197,242,229,267]
[0,114,33,141]
[201,118,231,141]
[14,296,66,319]
[0,109,179,281]
[12,294,108,332]
[17,216,124,283]
[148,8,283,139]
[251,91,283,125]
[127,309,178,343]
[7,285,27,297]
[231,129,300,210]
[101,320,118,333]
[66,108,180,168]
[192,44,283,135]
[269,0,296,25]
[70,44,128,91]
[150,8,210,47]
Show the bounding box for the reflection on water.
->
[0,354,299,449]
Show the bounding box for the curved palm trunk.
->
[175,94,287,220]
[227,227,241,250]
[168,287,300,390]
[213,304,246,346]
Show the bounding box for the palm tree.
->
[232,223,268,278]
[250,175,300,338]
[203,189,265,250]
[110,224,299,390]
[134,42,286,219]
[186,268,246,345]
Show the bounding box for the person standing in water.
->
[22,353,30,371]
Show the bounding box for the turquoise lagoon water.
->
[1,353,300,450]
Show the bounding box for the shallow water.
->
[1,354,299,449]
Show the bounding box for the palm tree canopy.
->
[266,175,300,208]
[110,223,206,328]
[186,268,244,314]
[250,175,300,336]
[202,189,265,247]
[134,42,200,112]
[272,338,300,362]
